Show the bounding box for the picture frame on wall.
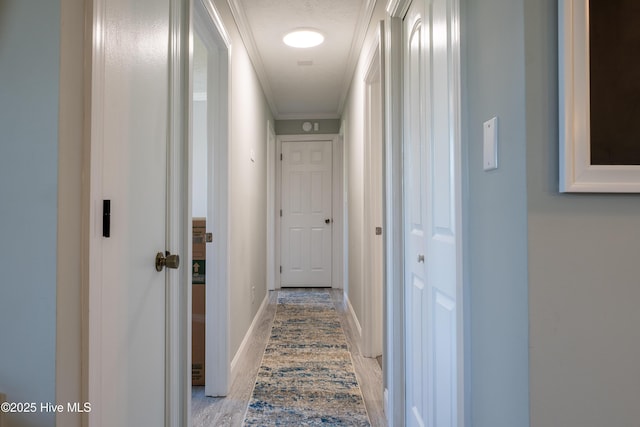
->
[559,0,640,192]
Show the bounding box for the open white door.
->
[403,0,462,425]
[87,0,176,424]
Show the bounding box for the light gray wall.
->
[462,0,530,426]
[213,0,274,358]
[192,100,207,218]
[340,3,386,336]
[275,119,340,135]
[56,0,84,426]
[0,1,60,426]
[342,87,364,325]
[525,1,640,426]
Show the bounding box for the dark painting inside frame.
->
[589,0,640,165]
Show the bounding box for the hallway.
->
[191,289,386,427]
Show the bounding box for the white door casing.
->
[382,3,406,423]
[281,140,333,287]
[192,0,231,398]
[166,0,190,425]
[266,121,277,291]
[362,21,385,359]
[403,0,462,425]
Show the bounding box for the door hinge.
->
[280,209,283,217]
[280,153,283,161]
[280,266,283,273]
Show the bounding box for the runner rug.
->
[243,290,371,426]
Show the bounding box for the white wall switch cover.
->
[483,117,498,171]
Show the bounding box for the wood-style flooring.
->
[191,289,386,427]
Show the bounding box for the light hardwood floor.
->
[192,289,387,427]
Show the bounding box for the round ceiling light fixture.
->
[283,29,325,48]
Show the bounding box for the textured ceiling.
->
[232,0,374,119]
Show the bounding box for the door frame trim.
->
[84,0,108,423]
[166,0,190,425]
[266,121,277,291]
[190,0,232,398]
[362,22,385,359]
[382,2,408,424]
[275,134,344,289]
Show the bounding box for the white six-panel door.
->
[403,0,459,425]
[281,140,333,287]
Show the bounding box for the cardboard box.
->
[192,218,206,284]
[192,284,206,386]
[192,218,206,386]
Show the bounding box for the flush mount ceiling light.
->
[283,29,324,48]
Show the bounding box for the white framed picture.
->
[559,0,640,192]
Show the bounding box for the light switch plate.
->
[483,117,498,171]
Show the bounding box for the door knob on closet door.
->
[156,251,180,272]
[417,254,425,263]
[325,218,332,224]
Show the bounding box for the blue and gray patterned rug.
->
[243,290,371,426]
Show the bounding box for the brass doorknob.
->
[156,251,180,272]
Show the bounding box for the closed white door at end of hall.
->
[281,140,333,287]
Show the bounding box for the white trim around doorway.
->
[166,0,190,425]
[361,21,385,360]
[191,0,232,399]
[382,2,406,424]
[266,121,277,291]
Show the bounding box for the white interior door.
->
[281,140,333,287]
[403,5,429,423]
[90,0,172,424]
[403,0,459,426]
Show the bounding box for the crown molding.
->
[226,0,280,117]
[386,0,411,17]
[228,0,378,119]
[336,0,378,116]
[276,112,340,121]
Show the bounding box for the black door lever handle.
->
[103,200,111,237]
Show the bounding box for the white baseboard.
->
[230,294,269,381]
[345,292,363,338]
[384,388,389,415]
